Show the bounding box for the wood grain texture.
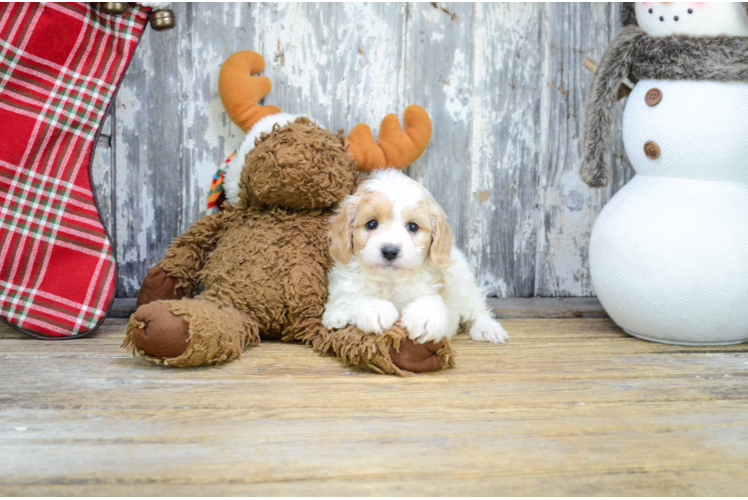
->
[488,296,607,319]
[405,3,544,298]
[255,3,407,130]
[105,3,632,297]
[107,296,609,319]
[2,317,747,496]
[535,2,634,296]
[114,23,181,295]
[91,114,113,238]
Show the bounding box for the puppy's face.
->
[329,170,453,276]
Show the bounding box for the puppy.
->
[323,169,508,344]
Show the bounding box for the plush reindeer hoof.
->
[390,339,447,373]
[137,266,184,308]
[130,302,190,359]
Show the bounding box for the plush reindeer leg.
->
[295,320,455,376]
[289,307,455,376]
[136,267,184,308]
[123,297,260,367]
[137,210,239,307]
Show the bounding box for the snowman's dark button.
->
[644,141,660,160]
[645,88,662,106]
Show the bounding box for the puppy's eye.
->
[365,220,378,230]
[406,222,419,233]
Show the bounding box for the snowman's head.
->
[626,3,748,37]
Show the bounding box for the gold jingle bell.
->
[150,9,175,31]
[101,2,128,15]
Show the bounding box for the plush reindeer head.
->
[216,51,432,211]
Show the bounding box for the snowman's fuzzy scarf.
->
[581,16,748,187]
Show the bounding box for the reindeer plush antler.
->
[218,50,431,171]
[218,51,281,133]
[346,105,432,172]
[215,51,303,207]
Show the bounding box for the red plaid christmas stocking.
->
[0,3,149,338]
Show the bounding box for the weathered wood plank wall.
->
[92,2,634,298]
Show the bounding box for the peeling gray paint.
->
[93,2,631,298]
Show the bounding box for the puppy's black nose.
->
[381,245,400,262]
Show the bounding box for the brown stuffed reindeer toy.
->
[122,51,454,375]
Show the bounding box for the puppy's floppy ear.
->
[427,196,453,269]
[329,193,358,263]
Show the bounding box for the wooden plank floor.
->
[2,302,747,496]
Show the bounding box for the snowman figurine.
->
[581,2,748,345]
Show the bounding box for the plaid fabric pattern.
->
[0,3,148,337]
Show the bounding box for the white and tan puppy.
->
[323,169,508,344]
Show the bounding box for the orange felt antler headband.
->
[218,51,280,133]
[346,105,432,172]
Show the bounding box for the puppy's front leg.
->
[323,297,399,335]
[402,294,450,344]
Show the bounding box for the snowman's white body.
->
[590,79,748,344]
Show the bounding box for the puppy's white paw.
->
[355,299,399,334]
[322,308,354,330]
[469,316,509,343]
[402,299,449,344]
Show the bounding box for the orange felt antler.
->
[218,51,281,133]
[346,105,432,172]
